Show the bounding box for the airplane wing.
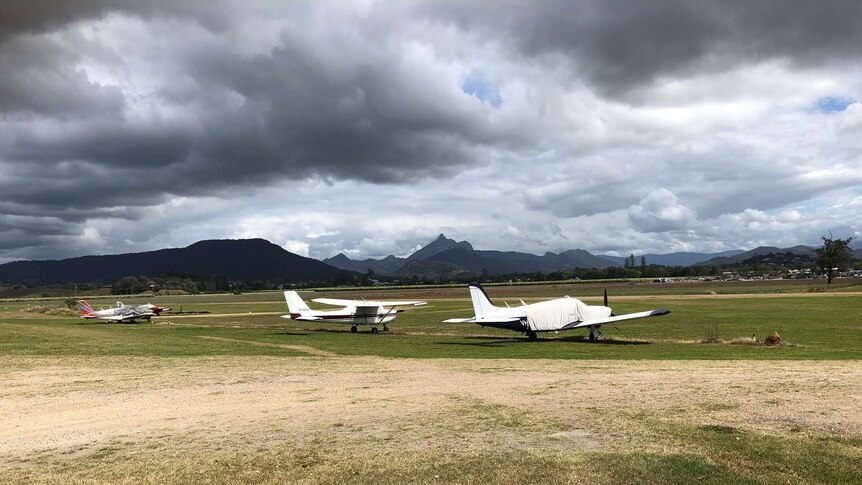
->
[562,309,670,329]
[444,316,524,324]
[104,310,156,322]
[370,300,427,307]
[311,298,427,308]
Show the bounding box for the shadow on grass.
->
[277,331,311,336]
[437,335,651,347]
[74,320,149,326]
[300,327,395,335]
[555,335,650,345]
[436,338,525,348]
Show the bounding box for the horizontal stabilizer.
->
[443,317,475,323]
[476,317,524,324]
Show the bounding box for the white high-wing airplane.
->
[78,300,157,323]
[444,282,670,341]
[281,291,427,333]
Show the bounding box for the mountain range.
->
[324,234,618,277]
[598,250,746,267]
[0,234,856,286]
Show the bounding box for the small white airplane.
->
[118,301,171,316]
[444,282,670,341]
[281,291,427,333]
[78,300,159,323]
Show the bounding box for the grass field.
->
[1,280,861,483]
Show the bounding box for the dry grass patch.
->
[1,357,860,483]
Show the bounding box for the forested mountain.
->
[0,239,347,285]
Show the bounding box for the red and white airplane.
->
[78,300,170,322]
[444,282,670,341]
[281,291,426,333]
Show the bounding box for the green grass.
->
[2,292,862,359]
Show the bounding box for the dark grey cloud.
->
[417,0,862,96]
[0,0,231,40]
[0,35,124,117]
[0,1,500,232]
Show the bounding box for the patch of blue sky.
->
[815,96,855,112]
[764,200,823,217]
[461,72,502,107]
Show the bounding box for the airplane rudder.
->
[468,284,496,318]
[284,291,311,313]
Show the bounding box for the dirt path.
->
[1,357,859,464]
[195,336,337,356]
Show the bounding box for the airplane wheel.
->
[527,331,538,341]
[371,327,378,334]
[351,326,358,333]
[588,332,596,342]
[383,325,389,332]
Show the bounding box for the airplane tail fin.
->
[78,300,96,318]
[468,282,497,319]
[283,291,311,313]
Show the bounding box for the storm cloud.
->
[0,1,860,262]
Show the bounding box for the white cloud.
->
[628,189,698,233]
[283,240,310,257]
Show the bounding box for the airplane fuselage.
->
[288,306,400,325]
[475,297,612,333]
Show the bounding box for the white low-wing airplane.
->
[115,301,171,316]
[444,282,670,341]
[281,291,427,333]
[78,300,157,323]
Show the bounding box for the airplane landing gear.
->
[588,325,602,342]
[383,325,389,332]
[350,326,358,333]
[526,330,538,341]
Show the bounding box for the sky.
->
[1,0,861,263]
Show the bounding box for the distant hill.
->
[851,240,862,258]
[0,239,347,285]
[736,251,814,268]
[599,250,746,267]
[322,253,406,276]
[701,245,818,266]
